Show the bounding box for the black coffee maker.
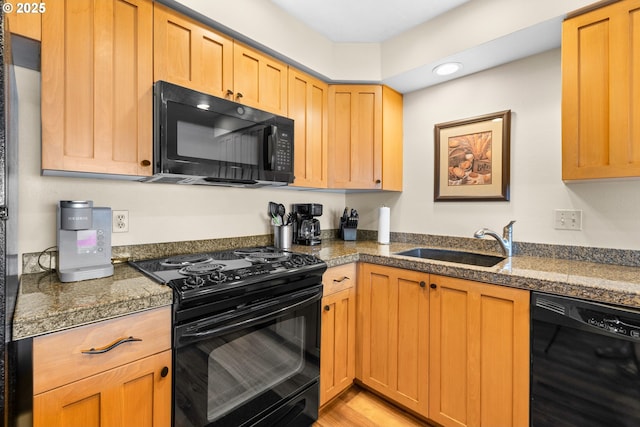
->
[292,203,322,245]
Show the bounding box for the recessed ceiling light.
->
[197,103,210,110]
[433,62,463,76]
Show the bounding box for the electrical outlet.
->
[554,209,582,230]
[112,210,129,233]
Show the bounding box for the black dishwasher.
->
[531,292,640,427]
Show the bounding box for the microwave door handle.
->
[264,125,276,169]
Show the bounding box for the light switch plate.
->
[554,209,582,230]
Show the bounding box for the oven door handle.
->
[180,288,322,340]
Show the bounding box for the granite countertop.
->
[14,238,640,340]
[13,264,172,340]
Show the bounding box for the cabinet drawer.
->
[323,263,356,296]
[33,306,171,395]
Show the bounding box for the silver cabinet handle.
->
[81,336,142,355]
[333,276,350,283]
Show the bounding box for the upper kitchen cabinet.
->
[153,3,233,99]
[154,5,288,116]
[562,0,640,180]
[233,43,288,116]
[41,0,153,177]
[328,85,403,190]
[4,7,42,40]
[289,68,329,188]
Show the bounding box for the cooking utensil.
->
[286,212,295,225]
[268,202,281,225]
[277,204,286,225]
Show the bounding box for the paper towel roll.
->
[378,206,390,244]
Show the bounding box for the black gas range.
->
[130,246,326,427]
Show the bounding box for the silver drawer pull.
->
[333,276,350,283]
[81,336,142,355]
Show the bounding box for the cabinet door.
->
[233,43,288,115]
[34,350,172,427]
[429,275,529,427]
[153,3,233,99]
[329,85,383,189]
[382,86,403,191]
[358,264,429,417]
[4,8,42,40]
[41,0,153,177]
[562,0,640,180]
[289,69,329,188]
[320,287,356,406]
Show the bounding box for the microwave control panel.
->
[274,130,292,172]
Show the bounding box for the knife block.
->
[342,227,357,241]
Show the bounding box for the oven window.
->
[176,121,260,166]
[204,316,305,422]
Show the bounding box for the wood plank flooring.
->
[314,386,433,427]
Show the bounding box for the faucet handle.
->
[503,220,516,238]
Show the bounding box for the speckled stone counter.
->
[14,235,640,340]
[14,264,172,340]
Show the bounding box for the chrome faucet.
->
[473,220,516,257]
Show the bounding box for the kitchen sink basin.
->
[395,248,505,267]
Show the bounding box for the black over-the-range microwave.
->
[142,81,294,187]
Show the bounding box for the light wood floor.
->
[314,386,433,427]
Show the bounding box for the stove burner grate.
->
[160,254,214,268]
[233,248,289,263]
[179,263,225,276]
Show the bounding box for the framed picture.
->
[434,110,511,201]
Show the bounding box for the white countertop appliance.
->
[56,200,113,282]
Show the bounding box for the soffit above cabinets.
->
[268,0,470,43]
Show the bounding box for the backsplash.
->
[22,230,640,274]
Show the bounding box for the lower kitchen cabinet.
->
[320,263,357,406]
[31,306,172,427]
[358,264,429,418]
[429,275,529,427]
[34,350,171,427]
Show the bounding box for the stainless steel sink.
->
[395,248,505,267]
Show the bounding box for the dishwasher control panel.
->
[579,308,640,339]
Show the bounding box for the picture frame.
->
[434,110,511,201]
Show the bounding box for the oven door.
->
[174,285,321,427]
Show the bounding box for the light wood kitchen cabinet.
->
[233,43,288,116]
[153,2,233,99]
[32,306,172,427]
[428,275,529,427]
[289,68,329,188]
[358,264,429,418]
[320,263,357,406]
[562,0,640,180]
[41,0,153,177]
[328,85,403,190]
[4,8,42,40]
[154,5,287,116]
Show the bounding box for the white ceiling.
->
[268,0,470,43]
